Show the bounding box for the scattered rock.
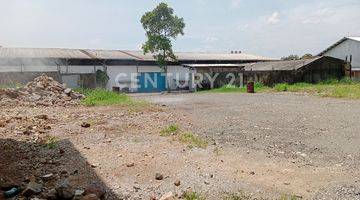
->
[91,163,98,168]
[155,173,164,180]
[44,189,57,200]
[81,122,91,128]
[22,182,43,197]
[41,173,54,181]
[0,177,18,190]
[126,163,135,167]
[74,189,85,200]
[174,180,181,186]
[159,192,175,200]
[55,180,75,199]
[64,88,72,95]
[81,194,100,200]
[84,184,105,199]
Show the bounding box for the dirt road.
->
[2,92,360,199]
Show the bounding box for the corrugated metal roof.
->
[0,47,275,62]
[83,49,136,60]
[243,57,321,71]
[122,50,275,61]
[0,47,91,59]
[319,36,360,56]
[176,52,274,61]
[183,64,244,68]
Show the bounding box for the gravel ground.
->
[2,92,360,200]
[135,92,360,199]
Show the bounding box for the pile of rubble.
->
[0,75,85,107]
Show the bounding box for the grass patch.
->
[42,136,59,149]
[201,83,270,93]
[0,82,23,89]
[179,132,208,149]
[279,194,301,200]
[273,78,360,99]
[202,78,360,100]
[160,124,179,136]
[184,191,205,200]
[76,88,149,108]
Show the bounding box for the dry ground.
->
[1,92,360,199]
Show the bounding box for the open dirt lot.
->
[1,92,360,200]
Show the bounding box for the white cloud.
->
[301,8,335,24]
[205,36,219,43]
[266,12,280,24]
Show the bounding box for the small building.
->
[242,56,345,86]
[319,36,360,78]
[0,47,273,92]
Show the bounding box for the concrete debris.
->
[22,181,43,197]
[0,74,84,107]
[55,180,75,199]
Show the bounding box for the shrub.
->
[274,83,288,92]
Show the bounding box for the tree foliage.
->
[281,54,300,61]
[141,3,185,71]
[301,53,313,59]
[281,54,314,61]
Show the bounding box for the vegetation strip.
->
[203,78,360,99]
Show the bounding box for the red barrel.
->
[247,82,255,93]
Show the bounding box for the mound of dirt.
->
[0,75,85,107]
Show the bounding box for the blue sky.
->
[0,0,359,58]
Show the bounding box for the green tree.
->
[141,3,185,90]
[281,54,300,61]
[301,53,313,59]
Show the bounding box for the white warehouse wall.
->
[106,65,190,92]
[324,39,360,69]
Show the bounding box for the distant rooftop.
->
[0,47,275,62]
[319,36,360,56]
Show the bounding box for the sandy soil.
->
[1,92,360,200]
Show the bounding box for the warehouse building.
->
[241,56,345,86]
[319,36,360,78]
[0,47,274,92]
